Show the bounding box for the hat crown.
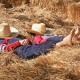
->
[0,23,11,37]
[0,22,19,38]
[32,23,46,34]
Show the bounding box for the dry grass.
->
[0,0,30,7]
[30,0,67,14]
[68,2,80,23]
[0,0,80,80]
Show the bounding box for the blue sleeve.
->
[8,38,21,44]
[15,39,55,59]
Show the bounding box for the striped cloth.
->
[0,44,6,52]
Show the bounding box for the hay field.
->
[0,0,80,80]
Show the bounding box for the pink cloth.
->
[34,35,47,44]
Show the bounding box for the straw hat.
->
[27,23,53,35]
[0,22,18,38]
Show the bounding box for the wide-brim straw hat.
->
[27,23,53,35]
[0,22,18,38]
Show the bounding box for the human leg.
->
[56,28,75,47]
[46,36,64,44]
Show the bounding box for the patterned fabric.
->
[0,38,20,52]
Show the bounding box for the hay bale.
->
[68,2,80,23]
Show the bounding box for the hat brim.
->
[0,27,19,38]
[27,28,53,35]
[27,29,43,34]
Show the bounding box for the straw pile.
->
[68,2,80,23]
[30,0,67,12]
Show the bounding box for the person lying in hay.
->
[26,23,80,47]
[0,22,79,59]
[15,23,80,59]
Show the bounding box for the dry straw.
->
[0,0,29,6]
[30,0,67,12]
[68,2,80,23]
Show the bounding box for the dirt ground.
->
[0,2,80,80]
